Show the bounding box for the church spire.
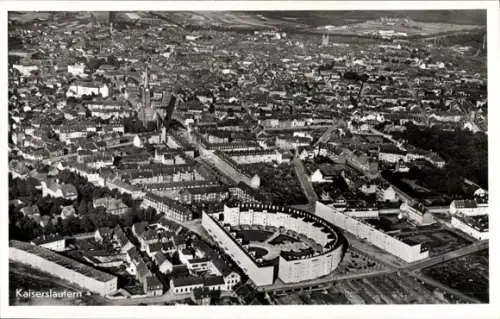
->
[144,64,149,88]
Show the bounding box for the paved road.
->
[314,125,336,146]
[42,153,78,165]
[344,233,407,269]
[183,219,216,245]
[195,157,235,185]
[201,152,250,186]
[110,290,235,305]
[262,268,394,293]
[292,157,319,203]
[263,124,331,132]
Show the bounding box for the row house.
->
[297,146,328,160]
[120,153,150,166]
[451,214,488,240]
[66,81,109,98]
[450,199,488,216]
[178,186,230,205]
[18,147,48,161]
[86,100,125,111]
[405,147,446,168]
[141,193,193,223]
[170,275,227,296]
[58,127,88,143]
[98,124,126,135]
[378,144,407,163]
[275,135,311,150]
[104,176,145,199]
[224,149,283,164]
[429,112,463,123]
[260,117,307,129]
[208,141,261,152]
[126,168,200,185]
[83,155,114,169]
[153,150,187,165]
[229,182,267,203]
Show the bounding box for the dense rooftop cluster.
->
[7,11,488,304]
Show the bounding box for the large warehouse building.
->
[9,240,118,296]
[202,202,347,287]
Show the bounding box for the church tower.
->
[139,64,153,125]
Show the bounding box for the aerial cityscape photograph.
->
[4,7,491,312]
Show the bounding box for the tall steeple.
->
[144,64,149,89]
[140,63,151,122]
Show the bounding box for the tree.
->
[78,199,89,215]
[80,215,95,232]
[193,287,203,300]
[121,209,137,227]
[87,57,103,73]
[42,219,55,235]
[19,218,41,240]
[37,198,53,215]
[210,289,221,304]
[92,187,108,198]
[144,207,157,223]
[79,183,95,201]
[49,201,61,216]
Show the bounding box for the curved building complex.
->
[202,202,347,287]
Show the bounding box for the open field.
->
[10,11,486,42]
[154,11,486,31]
[422,249,489,303]
[315,19,484,37]
[259,10,486,27]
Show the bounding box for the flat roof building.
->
[9,240,118,296]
